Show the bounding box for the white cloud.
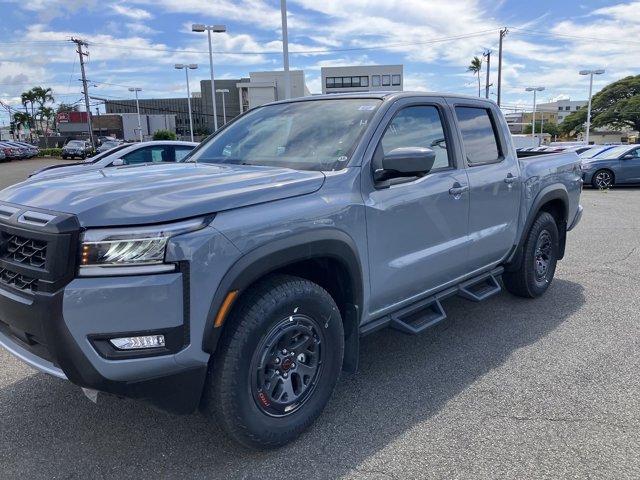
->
[111,4,153,20]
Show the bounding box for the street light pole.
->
[216,88,229,125]
[525,86,545,141]
[280,0,291,99]
[175,64,198,142]
[128,87,143,142]
[579,69,605,145]
[192,24,227,132]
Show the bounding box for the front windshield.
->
[579,146,611,159]
[187,98,382,171]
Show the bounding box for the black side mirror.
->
[375,147,436,182]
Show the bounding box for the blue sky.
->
[1,0,640,125]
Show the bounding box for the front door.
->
[618,147,640,183]
[363,100,470,314]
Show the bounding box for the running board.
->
[390,297,447,335]
[458,273,502,302]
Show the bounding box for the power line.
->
[508,27,640,47]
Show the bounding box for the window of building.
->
[334,77,343,88]
[351,76,361,87]
[565,106,571,110]
[378,105,451,172]
[361,76,369,87]
[343,77,352,87]
[382,75,391,86]
[326,77,335,88]
[558,106,563,111]
[455,107,502,165]
[575,106,581,110]
[392,74,401,86]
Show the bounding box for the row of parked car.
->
[518,142,640,188]
[0,141,40,162]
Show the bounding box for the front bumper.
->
[0,206,211,414]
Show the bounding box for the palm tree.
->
[32,87,55,139]
[467,56,483,97]
[12,112,31,140]
[20,90,37,141]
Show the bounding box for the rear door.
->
[362,97,470,314]
[451,102,521,271]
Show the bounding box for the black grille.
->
[4,234,48,268]
[0,267,38,291]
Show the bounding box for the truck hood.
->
[0,163,325,227]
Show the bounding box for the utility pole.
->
[497,28,508,107]
[483,50,491,99]
[280,0,292,100]
[71,38,94,148]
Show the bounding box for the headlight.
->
[580,162,593,171]
[79,218,208,276]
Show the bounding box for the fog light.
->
[110,335,165,350]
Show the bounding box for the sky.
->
[1,0,640,125]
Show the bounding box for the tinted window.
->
[378,105,450,171]
[455,107,501,165]
[122,146,171,164]
[175,146,194,161]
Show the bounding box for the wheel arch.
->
[505,185,569,271]
[203,229,364,372]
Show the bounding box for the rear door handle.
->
[449,185,469,197]
[504,174,519,184]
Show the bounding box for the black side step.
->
[390,297,446,335]
[458,273,502,302]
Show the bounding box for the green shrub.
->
[38,148,63,157]
[153,129,177,140]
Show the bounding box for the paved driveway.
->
[0,161,638,479]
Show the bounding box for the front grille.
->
[4,234,48,268]
[0,267,38,291]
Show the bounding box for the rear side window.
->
[455,107,502,165]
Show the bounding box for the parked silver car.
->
[29,140,199,179]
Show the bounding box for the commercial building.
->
[537,99,587,124]
[236,70,309,114]
[104,72,309,136]
[321,65,403,94]
[93,113,176,141]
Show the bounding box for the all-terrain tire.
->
[503,211,559,298]
[204,274,344,449]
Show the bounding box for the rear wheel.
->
[503,211,559,298]
[592,169,614,189]
[204,274,344,449]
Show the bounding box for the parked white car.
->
[29,141,199,179]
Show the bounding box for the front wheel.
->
[204,274,344,449]
[503,211,559,298]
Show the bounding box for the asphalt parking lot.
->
[0,158,639,479]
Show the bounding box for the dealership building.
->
[321,65,404,94]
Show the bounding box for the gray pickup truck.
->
[0,93,582,449]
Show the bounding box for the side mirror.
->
[621,153,635,160]
[375,147,436,182]
[111,158,125,166]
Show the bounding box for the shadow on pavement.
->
[0,279,585,479]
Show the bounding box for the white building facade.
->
[236,71,309,114]
[321,65,404,94]
[537,99,587,124]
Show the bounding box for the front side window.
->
[175,147,194,161]
[455,107,501,165]
[188,99,381,171]
[378,105,451,171]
